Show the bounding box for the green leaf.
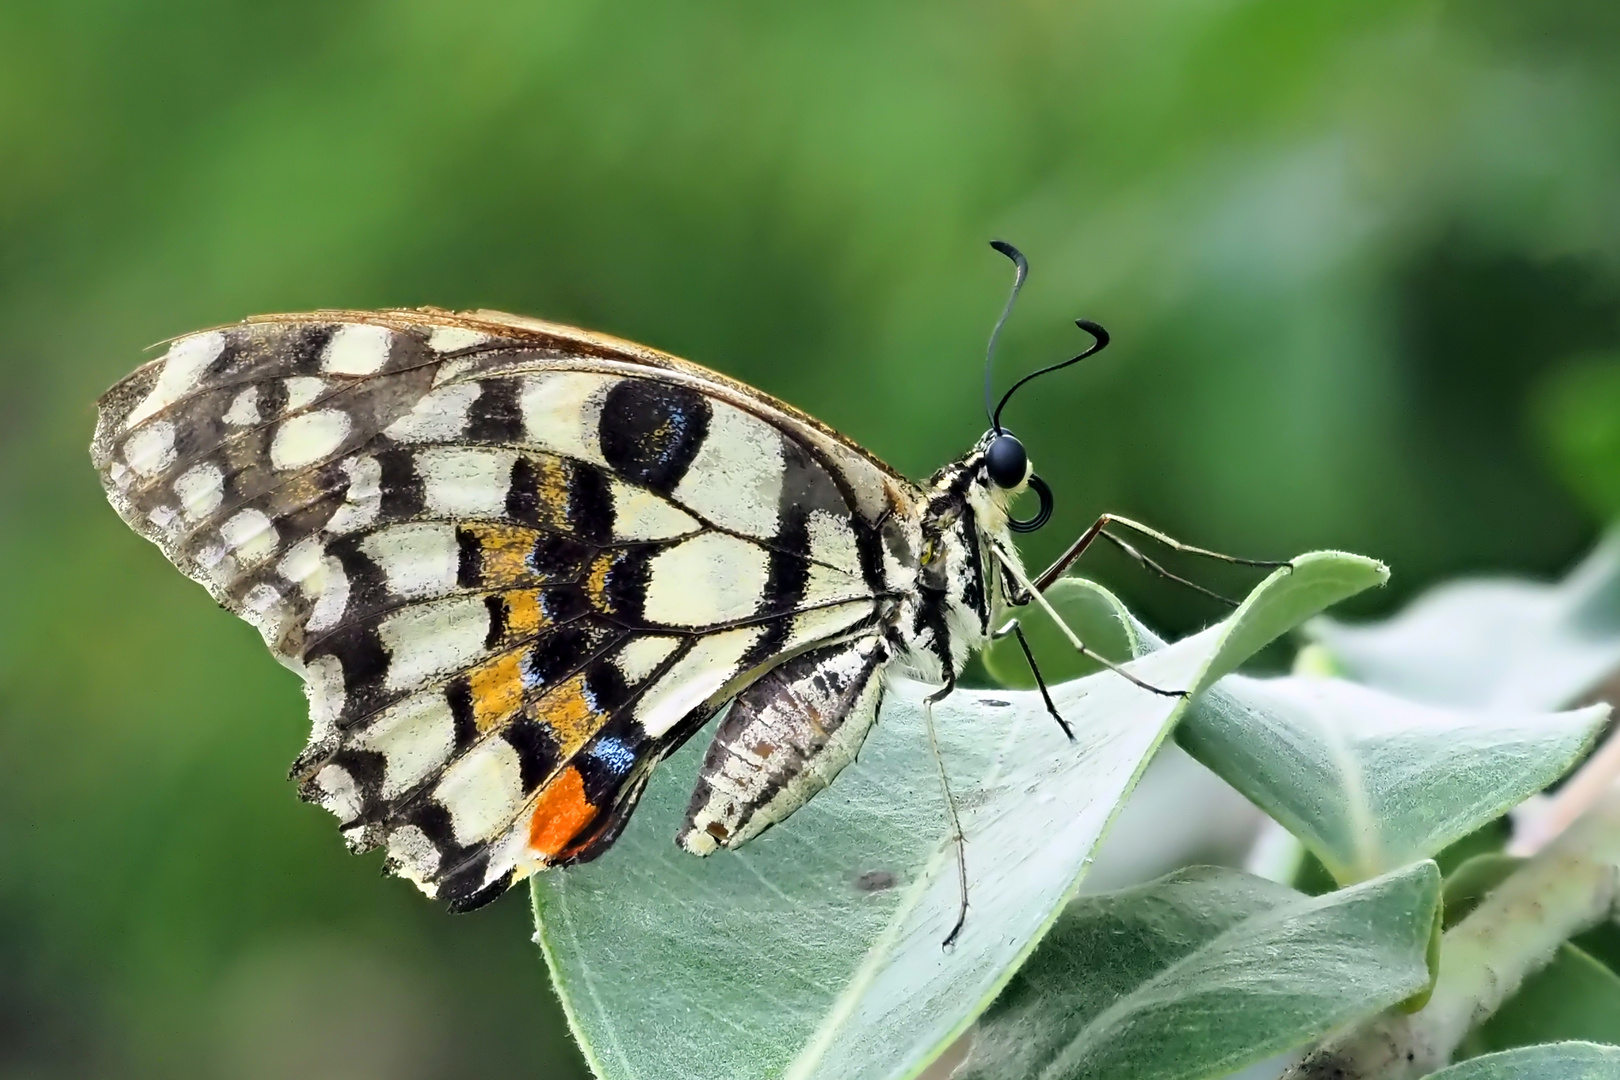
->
[1434,818,1513,877]
[532,552,1383,1080]
[1441,854,1524,930]
[1174,671,1607,883]
[1471,945,1620,1054]
[1403,891,1445,1014]
[1066,577,1609,885]
[1429,1042,1620,1080]
[956,862,1441,1080]
[1532,352,1620,520]
[1306,528,1620,711]
[1574,922,1620,972]
[1290,849,1341,897]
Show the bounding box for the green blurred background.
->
[5,2,1620,1078]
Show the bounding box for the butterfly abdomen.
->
[679,636,889,855]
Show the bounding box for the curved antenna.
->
[991,318,1110,433]
[983,240,1029,431]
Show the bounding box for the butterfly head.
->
[959,427,1052,534]
[977,240,1109,536]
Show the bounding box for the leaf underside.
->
[1306,526,1620,712]
[957,862,1441,1080]
[1424,1042,1620,1080]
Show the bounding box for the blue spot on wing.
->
[587,733,639,778]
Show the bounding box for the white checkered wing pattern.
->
[92,309,918,909]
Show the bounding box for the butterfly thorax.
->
[882,438,1027,687]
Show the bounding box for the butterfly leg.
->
[1034,512,1291,597]
[1011,624,1074,741]
[923,677,972,949]
[994,544,1186,698]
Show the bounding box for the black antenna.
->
[991,318,1110,433]
[983,240,1028,432]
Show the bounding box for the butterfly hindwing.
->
[93,310,914,908]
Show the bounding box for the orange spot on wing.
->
[468,651,525,734]
[527,767,597,859]
[503,589,545,638]
[536,459,574,529]
[539,673,605,757]
[584,553,617,611]
[462,523,542,587]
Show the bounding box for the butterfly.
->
[91,243,1274,934]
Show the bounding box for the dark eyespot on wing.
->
[598,378,711,493]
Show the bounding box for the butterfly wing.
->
[92,310,919,909]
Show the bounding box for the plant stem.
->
[1282,789,1620,1080]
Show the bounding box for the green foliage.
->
[536,539,1620,1079]
[994,577,1610,885]
[1178,675,1605,884]
[1306,530,1620,712]
[981,578,1138,688]
[537,537,1620,1078]
[1441,854,1525,929]
[534,553,1382,1080]
[958,863,1440,1080]
[1535,355,1620,521]
[1426,1043,1620,1080]
[1433,819,1514,877]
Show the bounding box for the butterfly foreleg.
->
[1032,513,1291,598]
[993,543,1185,699]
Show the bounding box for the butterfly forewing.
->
[92,310,917,908]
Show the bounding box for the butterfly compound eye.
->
[985,434,1029,489]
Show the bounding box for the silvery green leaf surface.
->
[984,581,1262,892]
[1424,1042,1620,1080]
[956,862,1441,1080]
[532,552,1384,1080]
[1174,672,1608,884]
[1013,579,1610,885]
[1306,528,1620,710]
